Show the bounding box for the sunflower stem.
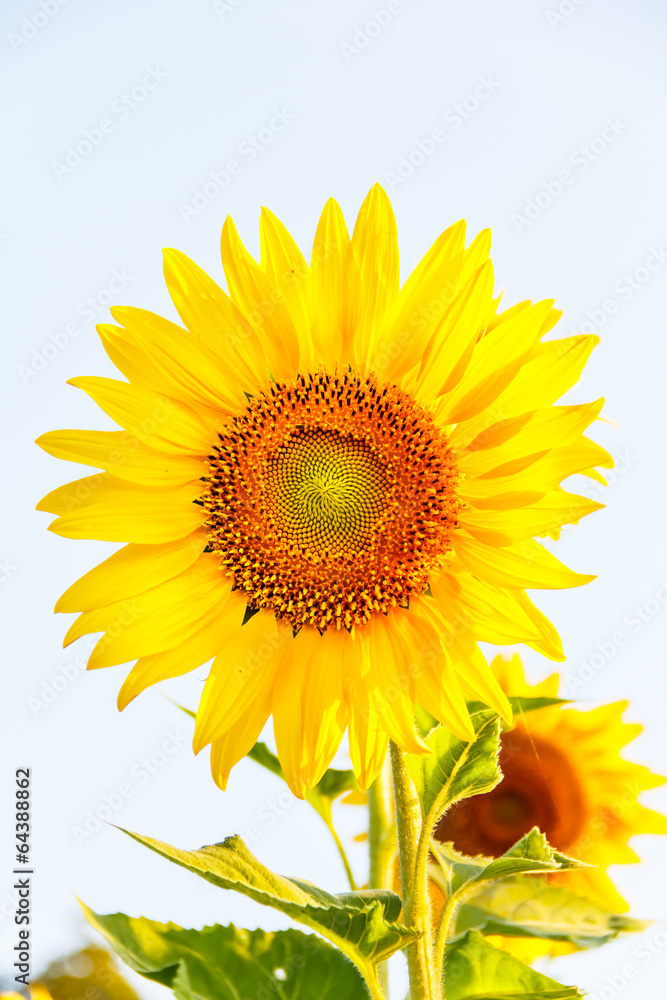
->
[369,755,396,996]
[390,741,438,1000]
[320,804,358,891]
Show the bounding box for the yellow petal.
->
[450,334,599,450]
[36,429,205,487]
[68,556,235,669]
[110,306,245,411]
[259,207,312,347]
[453,533,595,590]
[347,184,400,370]
[209,691,272,790]
[220,215,300,379]
[67,375,216,454]
[117,605,243,709]
[345,638,390,789]
[56,530,206,612]
[309,197,351,367]
[437,299,554,423]
[373,219,466,382]
[194,610,291,751]
[273,627,348,797]
[362,613,430,755]
[162,247,271,389]
[38,473,204,543]
[457,400,604,478]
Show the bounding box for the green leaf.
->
[117,828,416,973]
[406,709,502,833]
[454,877,648,949]
[82,906,369,1000]
[444,930,583,999]
[431,828,587,897]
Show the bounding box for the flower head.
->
[435,654,667,912]
[37,186,610,796]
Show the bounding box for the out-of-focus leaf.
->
[454,877,648,948]
[444,930,583,998]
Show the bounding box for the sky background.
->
[2,0,667,997]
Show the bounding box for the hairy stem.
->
[390,742,439,1000]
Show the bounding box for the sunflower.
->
[37,185,611,797]
[435,654,667,913]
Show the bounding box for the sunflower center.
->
[434,728,587,856]
[202,370,462,632]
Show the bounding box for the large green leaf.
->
[444,930,583,999]
[431,828,587,898]
[406,709,502,833]
[117,828,416,971]
[82,906,369,1000]
[454,876,648,948]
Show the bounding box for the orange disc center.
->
[202,370,462,632]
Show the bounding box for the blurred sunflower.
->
[37,186,610,796]
[435,654,667,914]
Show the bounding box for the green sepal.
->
[444,929,583,999]
[116,827,416,969]
[81,906,369,999]
[454,876,648,948]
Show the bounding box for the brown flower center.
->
[435,727,587,856]
[202,370,462,632]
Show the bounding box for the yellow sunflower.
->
[37,185,611,797]
[435,654,667,913]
